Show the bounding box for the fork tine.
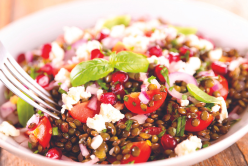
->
[7,54,52,98]
[0,70,60,119]
[5,58,59,106]
[1,65,61,113]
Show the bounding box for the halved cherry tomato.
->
[208,75,228,100]
[142,127,162,135]
[124,89,167,114]
[154,65,167,83]
[219,56,233,63]
[107,141,151,164]
[112,42,127,53]
[29,116,52,148]
[211,61,228,76]
[69,101,100,123]
[185,111,214,132]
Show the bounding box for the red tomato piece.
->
[168,52,181,63]
[46,147,62,160]
[185,111,214,132]
[90,49,104,60]
[160,134,177,150]
[208,75,228,100]
[30,116,52,148]
[112,42,127,53]
[38,64,54,75]
[154,65,167,83]
[41,44,52,59]
[69,101,100,123]
[108,141,151,164]
[211,61,228,76]
[142,127,162,135]
[97,30,109,42]
[124,89,167,114]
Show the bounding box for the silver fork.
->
[0,41,60,119]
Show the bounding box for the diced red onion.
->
[26,114,40,129]
[211,79,222,92]
[71,39,87,49]
[86,84,99,95]
[113,102,124,110]
[60,82,69,92]
[25,52,33,63]
[84,157,99,165]
[197,70,215,77]
[187,95,199,104]
[79,144,90,157]
[6,113,19,125]
[87,96,98,111]
[61,155,75,162]
[67,56,79,65]
[138,91,150,104]
[20,140,29,148]
[228,105,240,120]
[44,80,57,91]
[13,133,29,143]
[64,49,76,62]
[130,114,148,124]
[0,101,16,118]
[166,72,197,99]
[141,84,147,92]
[78,153,84,162]
[102,37,120,49]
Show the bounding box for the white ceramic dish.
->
[0,0,248,165]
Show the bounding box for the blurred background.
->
[1,0,248,29]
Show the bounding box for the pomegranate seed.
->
[17,53,26,64]
[148,46,163,57]
[90,49,104,60]
[111,71,129,83]
[179,46,194,61]
[46,147,62,160]
[111,83,126,97]
[100,92,117,105]
[142,127,162,135]
[168,52,180,63]
[211,61,228,76]
[154,65,166,83]
[41,44,52,59]
[160,134,177,150]
[97,30,109,42]
[36,74,50,88]
[38,64,54,75]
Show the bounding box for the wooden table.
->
[1,0,248,165]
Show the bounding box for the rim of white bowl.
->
[0,0,248,165]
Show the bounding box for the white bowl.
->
[0,0,248,165]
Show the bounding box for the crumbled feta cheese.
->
[175,136,202,157]
[0,121,20,136]
[187,57,201,71]
[180,100,189,107]
[86,114,106,132]
[49,42,65,68]
[186,35,199,47]
[82,32,92,41]
[55,68,71,87]
[91,135,103,149]
[170,57,201,75]
[122,36,150,53]
[147,55,169,67]
[228,57,247,71]
[175,34,186,45]
[110,25,125,38]
[90,155,96,160]
[150,29,167,42]
[99,104,125,123]
[63,26,83,45]
[217,97,228,123]
[61,86,91,113]
[109,147,115,155]
[166,27,177,40]
[208,48,223,61]
[97,89,104,100]
[198,39,214,51]
[125,26,144,37]
[211,105,221,113]
[76,40,102,60]
[130,19,160,32]
[169,60,186,73]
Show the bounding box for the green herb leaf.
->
[102,129,107,133]
[158,130,166,138]
[58,82,62,86]
[182,95,187,100]
[203,144,209,148]
[150,156,156,161]
[125,120,133,131]
[160,66,170,86]
[124,90,129,95]
[4,90,13,100]
[52,127,59,136]
[117,95,121,100]
[180,50,190,61]
[171,39,178,47]
[103,15,131,29]
[187,84,221,103]
[34,150,39,154]
[128,160,135,164]
[28,142,32,149]
[148,76,156,83]
[169,86,174,91]
[58,88,67,94]
[123,96,129,101]
[17,97,35,127]
[121,146,126,149]
[196,148,200,151]
[70,59,114,87]
[169,48,178,53]
[172,26,197,35]
[110,51,149,73]
[205,103,215,110]
[30,68,39,79]
[37,110,44,117]
[97,80,109,90]
[132,102,136,106]
[176,116,186,136]
[230,119,241,126]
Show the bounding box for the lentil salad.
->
[0,15,248,164]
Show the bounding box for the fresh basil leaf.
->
[172,26,197,35]
[187,84,221,103]
[17,97,35,127]
[70,59,114,87]
[110,51,149,73]
[103,15,131,29]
